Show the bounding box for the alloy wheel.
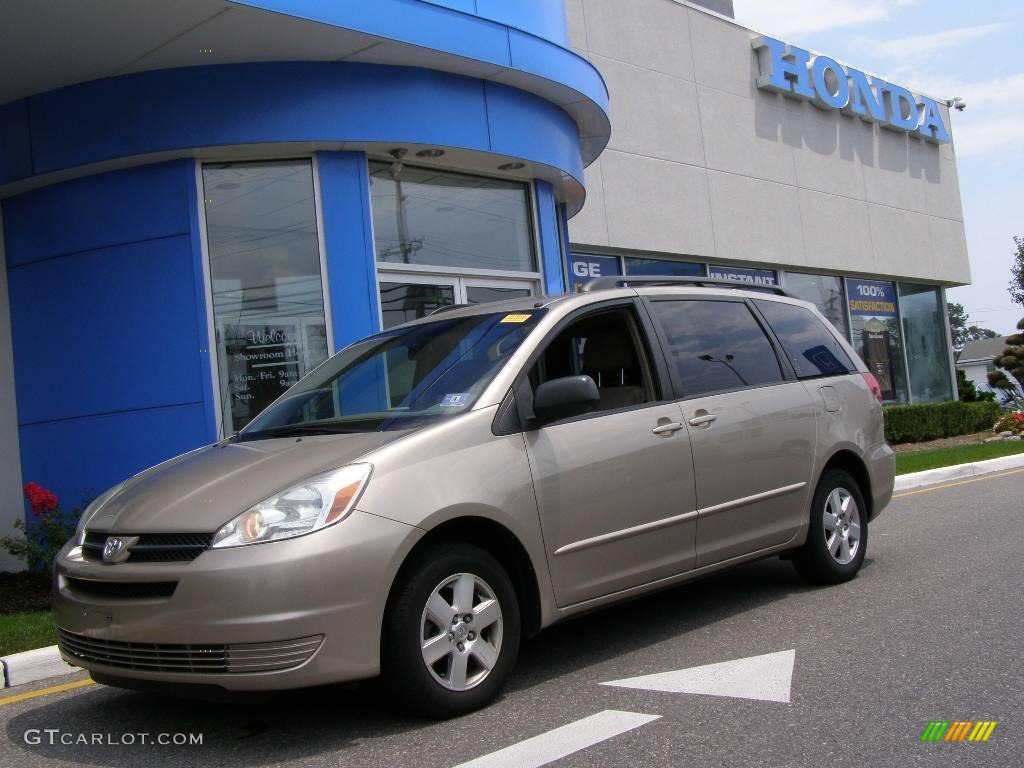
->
[823,487,861,565]
[420,572,504,691]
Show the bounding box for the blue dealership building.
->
[0,0,970,551]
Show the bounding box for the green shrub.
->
[883,401,1002,444]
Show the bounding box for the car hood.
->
[87,430,412,533]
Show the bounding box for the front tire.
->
[793,469,867,584]
[383,543,521,718]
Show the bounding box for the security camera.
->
[947,97,967,112]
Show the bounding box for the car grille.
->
[57,629,323,674]
[64,578,177,601]
[82,532,214,563]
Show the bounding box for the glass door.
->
[379,273,536,330]
[378,273,459,330]
[463,277,535,306]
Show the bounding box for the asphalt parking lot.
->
[2,468,1022,768]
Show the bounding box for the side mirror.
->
[533,375,600,424]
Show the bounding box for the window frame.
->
[367,160,540,275]
[494,298,676,434]
[641,294,794,402]
[197,157,331,438]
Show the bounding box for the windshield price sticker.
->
[500,314,532,324]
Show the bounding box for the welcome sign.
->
[752,36,951,144]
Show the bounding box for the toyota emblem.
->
[102,536,130,563]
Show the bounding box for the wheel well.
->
[822,450,873,519]
[392,517,543,637]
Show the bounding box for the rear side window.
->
[755,299,855,379]
[649,299,784,397]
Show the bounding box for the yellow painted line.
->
[981,721,997,741]
[894,467,1024,499]
[0,678,94,707]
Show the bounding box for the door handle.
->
[688,414,718,427]
[651,422,685,436]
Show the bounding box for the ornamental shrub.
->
[1,483,92,573]
[993,410,1024,434]
[883,401,1002,444]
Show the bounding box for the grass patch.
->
[0,611,56,656]
[896,441,1024,475]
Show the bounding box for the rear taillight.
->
[862,372,883,403]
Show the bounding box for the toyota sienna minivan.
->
[54,277,894,717]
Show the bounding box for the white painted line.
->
[602,648,795,704]
[1,645,77,688]
[451,710,661,768]
[893,452,1024,492]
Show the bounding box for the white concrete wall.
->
[959,361,1022,397]
[958,362,990,393]
[0,205,26,572]
[565,0,971,285]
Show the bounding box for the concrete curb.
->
[894,451,1024,492]
[1,645,76,688]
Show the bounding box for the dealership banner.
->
[708,265,778,286]
[846,278,898,317]
[570,254,621,292]
[846,278,899,400]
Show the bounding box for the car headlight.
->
[75,482,126,546]
[211,464,372,548]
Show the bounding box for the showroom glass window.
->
[846,278,909,404]
[624,257,705,277]
[899,283,954,403]
[369,163,535,272]
[203,161,329,434]
[782,272,849,338]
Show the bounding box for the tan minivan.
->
[54,277,894,717]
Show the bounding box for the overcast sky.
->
[733,0,1023,333]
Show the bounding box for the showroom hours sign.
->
[220,323,302,430]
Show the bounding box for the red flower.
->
[23,482,59,517]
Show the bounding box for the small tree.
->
[1010,236,1024,308]
[956,369,995,402]
[988,317,1024,404]
[948,301,999,354]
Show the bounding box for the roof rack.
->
[582,275,792,298]
[428,304,473,316]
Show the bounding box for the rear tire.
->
[793,469,867,584]
[383,543,520,718]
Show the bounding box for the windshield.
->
[238,310,545,439]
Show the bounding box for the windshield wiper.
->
[237,423,367,440]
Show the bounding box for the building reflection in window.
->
[203,161,328,434]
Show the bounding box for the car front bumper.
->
[53,510,422,690]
